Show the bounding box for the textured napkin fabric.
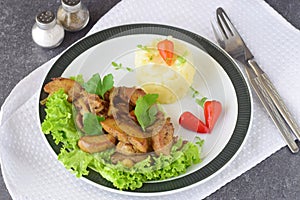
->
[1,0,300,199]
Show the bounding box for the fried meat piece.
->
[128,136,149,153]
[102,117,150,153]
[117,87,146,106]
[78,134,116,153]
[86,93,107,115]
[107,87,146,117]
[115,142,138,155]
[67,81,84,102]
[101,117,127,138]
[44,77,77,96]
[151,117,174,155]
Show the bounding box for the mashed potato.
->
[135,37,195,104]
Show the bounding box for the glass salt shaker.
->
[32,11,65,48]
[57,0,90,32]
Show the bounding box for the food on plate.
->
[41,73,203,190]
[179,87,223,133]
[44,77,76,95]
[135,37,196,104]
[157,39,175,66]
[204,100,222,131]
[179,111,210,133]
[78,134,116,154]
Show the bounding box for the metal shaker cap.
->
[35,11,56,30]
[61,0,81,13]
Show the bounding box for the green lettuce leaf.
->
[58,148,94,177]
[41,89,81,149]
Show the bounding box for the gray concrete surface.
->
[1,0,300,199]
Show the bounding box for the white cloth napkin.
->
[1,0,300,199]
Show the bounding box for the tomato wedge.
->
[204,100,222,130]
[179,111,210,133]
[157,39,174,66]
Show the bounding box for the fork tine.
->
[217,7,240,37]
[216,8,233,39]
[211,20,225,47]
[215,16,228,39]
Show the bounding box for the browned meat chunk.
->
[118,87,135,103]
[102,117,150,153]
[73,97,90,116]
[78,134,116,153]
[67,82,84,102]
[109,97,146,139]
[145,111,167,135]
[152,117,174,155]
[74,93,106,115]
[128,136,149,153]
[116,87,146,105]
[44,77,77,96]
[115,142,138,155]
[75,113,84,132]
[107,87,146,117]
[129,88,146,105]
[72,89,108,120]
[101,117,127,138]
[86,93,107,115]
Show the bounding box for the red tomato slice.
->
[179,111,210,133]
[157,39,174,66]
[204,100,222,131]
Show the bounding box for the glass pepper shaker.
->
[32,11,65,48]
[57,0,90,32]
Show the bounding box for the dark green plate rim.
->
[39,24,252,194]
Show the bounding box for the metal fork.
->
[211,7,299,153]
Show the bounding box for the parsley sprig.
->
[83,73,114,98]
[134,94,159,131]
[111,62,134,72]
[175,51,188,66]
[190,86,207,108]
[137,44,150,52]
[190,86,200,98]
[83,113,105,135]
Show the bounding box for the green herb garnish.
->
[195,136,205,147]
[190,86,208,108]
[195,97,208,108]
[112,62,133,72]
[134,94,159,131]
[137,44,150,51]
[176,55,186,65]
[69,74,85,85]
[83,73,114,98]
[175,51,188,66]
[83,113,105,135]
[190,86,200,98]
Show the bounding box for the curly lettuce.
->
[42,90,203,190]
[41,89,81,149]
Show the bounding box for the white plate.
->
[39,24,252,195]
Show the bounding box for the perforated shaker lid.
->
[61,0,81,12]
[35,11,56,30]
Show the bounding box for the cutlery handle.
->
[249,59,300,141]
[245,67,299,153]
